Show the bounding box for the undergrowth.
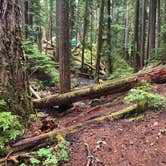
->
[24,40,59,86]
[0,100,22,151]
[20,135,70,166]
[124,82,166,111]
[107,50,133,80]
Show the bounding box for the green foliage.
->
[30,157,41,165]
[24,40,59,86]
[25,136,70,166]
[0,112,22,150]
[125,83,166,111]
[20,163,27,166]
[107,51,133,80]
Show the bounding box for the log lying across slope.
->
[33,67,166,108]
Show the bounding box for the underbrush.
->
[124,82,166,111]
[107,50,133,80]
[24,40,59,86]
[0,100,22,153]
[20,135,70,166]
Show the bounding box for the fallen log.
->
[33,67,166,108]
[10,104,137,153]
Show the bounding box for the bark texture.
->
[0,0,33,120]
[57,0,71,93]
[95,0,105,82]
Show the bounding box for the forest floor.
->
[23,81,166,166]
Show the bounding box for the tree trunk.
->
[148,0,157,57]
[49,0,53,45]
[33,67,166,109]
[106,0,113,74]
[56,0,60,61]
[45,0,49,55]
[57,0,71,93]
[37,27,43,52]
[95,0,105,83]
[157,0,161,48]
[140,0,146,68]
[81,0,89,72]
[0,0,33,121]
[133,0,140,72]
[124,3,129,61]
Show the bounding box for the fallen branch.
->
[33,67,166,108]
[29,86,41,99]
[85,143,94,166]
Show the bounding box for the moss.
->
[94,105,138,122]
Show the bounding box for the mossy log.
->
[7,104,137,155]
[33,67,166,108]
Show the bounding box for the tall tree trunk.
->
[24,0,29,38]
[90,1,93,73]
[37,27,43,52]
[148,0,157,57]
[49,0,53,45]
[56,0,60,61]
[124,3,129,61]
[57,0,71,93]
[81,0,89,72]
[95,0,105,83]
[140,0,146,68]
[157,0,161,48]
[0,0,33,122]
[106,0,113,74]
[133,0,140,72]
[45,0,49,55]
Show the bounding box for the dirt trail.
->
[23,83,166,166]
[67,112,166,166]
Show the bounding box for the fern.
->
[23,40,59,86]
[125,83,166,111]
[0,112,22,150]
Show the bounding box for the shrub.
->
[124,83,166,111]
[0,111,22,150]
[24,40,59,86]
[20,135,70,166]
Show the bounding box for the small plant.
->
[125,83,166,111]
[26,135,70,166]
[107,51,133,80]
[0,112,22,150]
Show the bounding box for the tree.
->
[133,0,140,72]
[124,2,129,61]
[57,0,71,93]
[140,0,146,68]
[148,0,157,57]
[81,0,89,72]
[157,0,161,48]
[106,0,113,74]
[95,0,105,83]
[0,0,33,122]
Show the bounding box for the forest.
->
[0,0,166,165]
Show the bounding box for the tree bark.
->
[157,0,161,48]
[81,0,89,72]
[133,0,140,72]
[140,0,146,68]
[0,0,33,121]
[106,0,113,74]
[124,3,129,61]
[33,67,166,109]
[57,0,71,93]
[95,0,105,82]
[148,0,157,57]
